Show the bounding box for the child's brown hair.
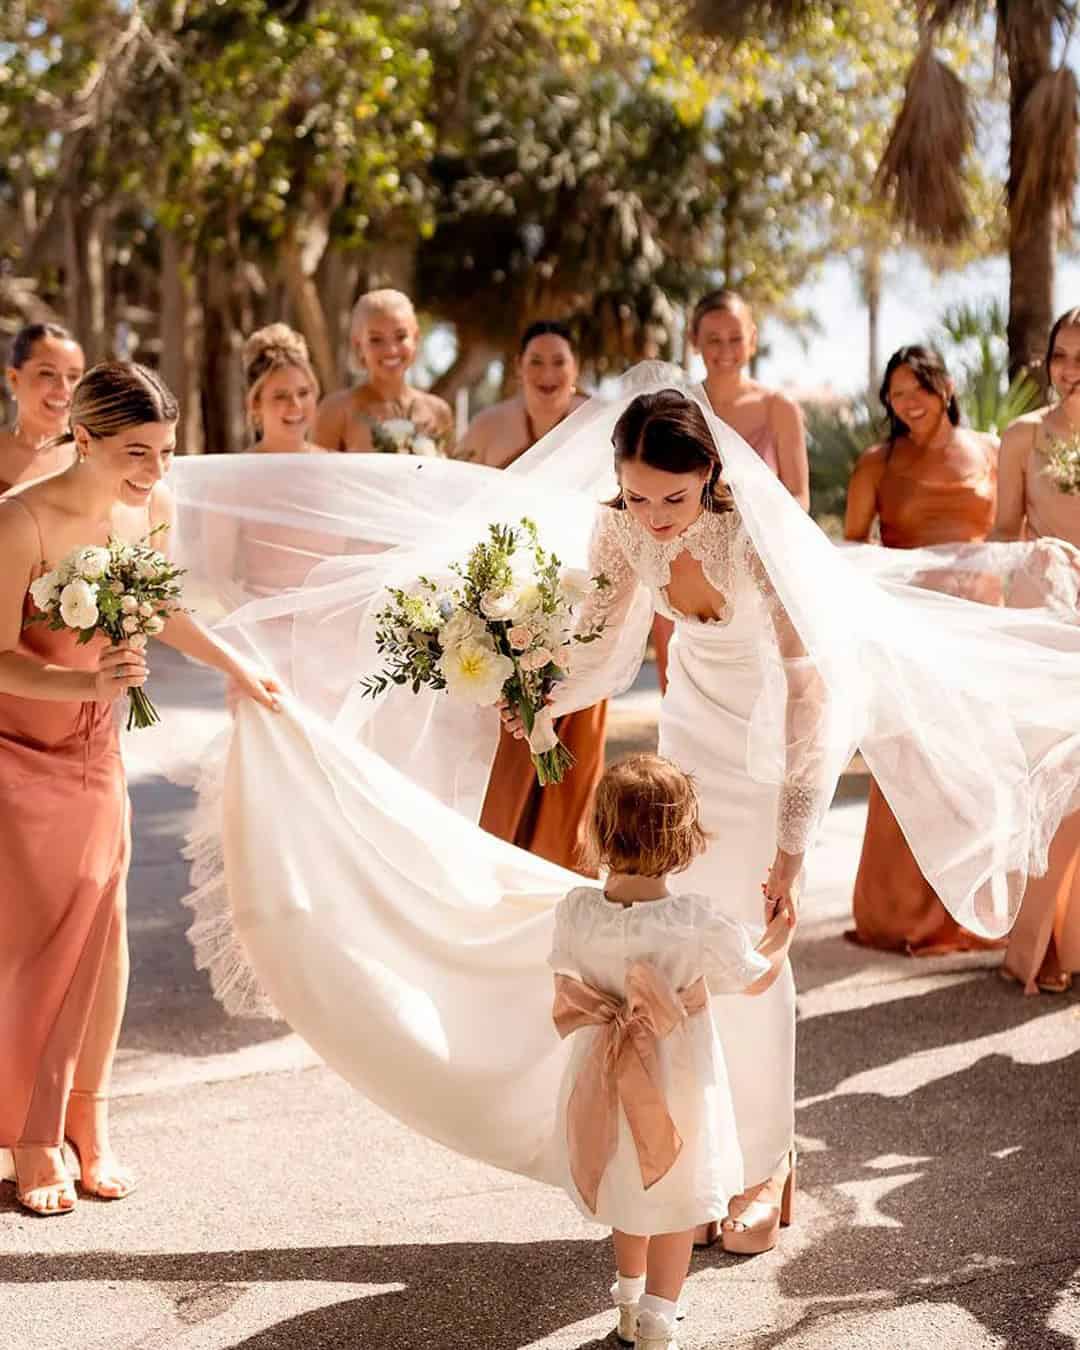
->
[583,753,709,878]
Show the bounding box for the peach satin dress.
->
[0,497,129,1150]
[848,448,1005,954]
[477,430,608,873]
[1002,429,1080,988]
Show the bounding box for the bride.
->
[168,363,1080,1243]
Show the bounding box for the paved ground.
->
[2,649,1078,1350]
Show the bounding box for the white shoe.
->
[636,1306,679,1349]
[615,1302,638,1345]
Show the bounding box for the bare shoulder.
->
[767,389,803,424]
[317,388,354,416]
[852,442,889,476]
[0,492,44,564]
[1000,410,1044,451]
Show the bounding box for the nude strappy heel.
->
[2,1148,77,1217]
[721,1149,795,1256]
[64,1091,137,1201]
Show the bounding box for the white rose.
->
[440,608,490,650]
[138,601,154,618]
[127,633,148,651]
[58,578,100,630]
[559,568,593,608]
[507,624,534,651]
[29,570,61,612]
[411,435,439,457]
[122,614,140,634]
[508,581,544,623]
[121,594,140,614]
[518,646,552,672]
[145,615,166,635]
[479,589,517,621]
[109,580,125,595]
[381,418,415,446]
[75,546,110,580]
[438,640,513,706]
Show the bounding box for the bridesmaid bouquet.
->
[25,527,186,730]
[1043,430,1080,494]
[371,416,443,457]
[358,518,608,785]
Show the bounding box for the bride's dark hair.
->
[609,389,734,513]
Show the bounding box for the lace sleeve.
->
[745,534,834,856]
[547,507,653,716]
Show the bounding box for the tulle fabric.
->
[168,364,1080,953]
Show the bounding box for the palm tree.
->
[694,1,1079,382]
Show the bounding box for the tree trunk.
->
[160,230,204,454]
[63,197,110,363]
[281,229,338,395]
[1006,13,1056,381]
[431,333,499,404]
[863,246,882,394]
[316,247,363,389]
[200,251,246,453]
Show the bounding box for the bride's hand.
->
[762,848,803,928]
[497,698,527,739]
[227,663,283,712]
[497,691,553,740]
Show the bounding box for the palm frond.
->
[875,43,975,245]
[1011,65,1079,241]
[689,0,821,39]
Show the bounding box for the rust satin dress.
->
[476,436,608,873]
[0,496,129,1149]
[848,450,1007,955]
[1001,431,1080,989]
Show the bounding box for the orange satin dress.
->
[0,498,129,1149]
[1001,429,1080,989]
[476,434,608,873]
[848,449,1006,955]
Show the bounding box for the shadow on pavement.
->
[0,1236,660,1348]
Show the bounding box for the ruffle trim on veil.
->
[180,729,281,1021]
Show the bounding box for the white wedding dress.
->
[169,363,1080,1189]
[543,504,825,1185]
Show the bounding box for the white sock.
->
[611,1272,646,1307]
[638,1293,680,1336]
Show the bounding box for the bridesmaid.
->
[651,289,811,691]
[313,289,454,454]
[0,323,85,493]
[245,323,328,457]
[993,306,1080,993]
[462,322,605,872]
[0,362,279,1216]
[844,345,1002,955]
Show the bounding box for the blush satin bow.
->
[552,962,708,1214]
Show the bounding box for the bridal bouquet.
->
[358,518,607,785]
[371,416,443,457]
[25,527,186,730]
[1043,430,1080,494]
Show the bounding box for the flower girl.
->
[548,754,794,1349]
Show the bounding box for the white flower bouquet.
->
[1043,430,1080,494]
[371,416,443,457]
[25,527,186,730]
[358,518,608,785]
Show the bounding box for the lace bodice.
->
[561,505,832,856]
[603,507,744,625]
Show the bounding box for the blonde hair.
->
[242,324,319,432]
[583,754,709,878]
[68,361,178,443]
[350,288,418,336]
